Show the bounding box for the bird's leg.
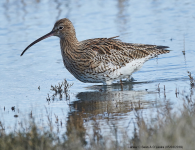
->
[120,79,123,90]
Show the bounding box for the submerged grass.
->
[1,74,195,149]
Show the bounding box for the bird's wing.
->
[80,36,170,59]
[79,36,170,71]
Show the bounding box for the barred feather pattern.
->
[58,18,170,85]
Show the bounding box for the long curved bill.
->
[20,30,55,56]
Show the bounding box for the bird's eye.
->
[58,26,64,30]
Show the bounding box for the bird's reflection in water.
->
[65,83,157,144]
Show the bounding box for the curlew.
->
[21,18,170,85]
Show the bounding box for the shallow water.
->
[0,0,195,141]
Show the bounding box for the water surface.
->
[0,0,195,140]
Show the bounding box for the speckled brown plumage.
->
[21,18,170,85]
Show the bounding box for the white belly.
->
[71,56,151,85]
[102,56,150,85]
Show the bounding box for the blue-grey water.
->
[0,0,195,141]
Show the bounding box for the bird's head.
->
[21,18,75,56]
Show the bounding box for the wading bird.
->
[21,18,170,85]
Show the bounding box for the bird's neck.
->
[60,35,79,63]
[60,34,79,50]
